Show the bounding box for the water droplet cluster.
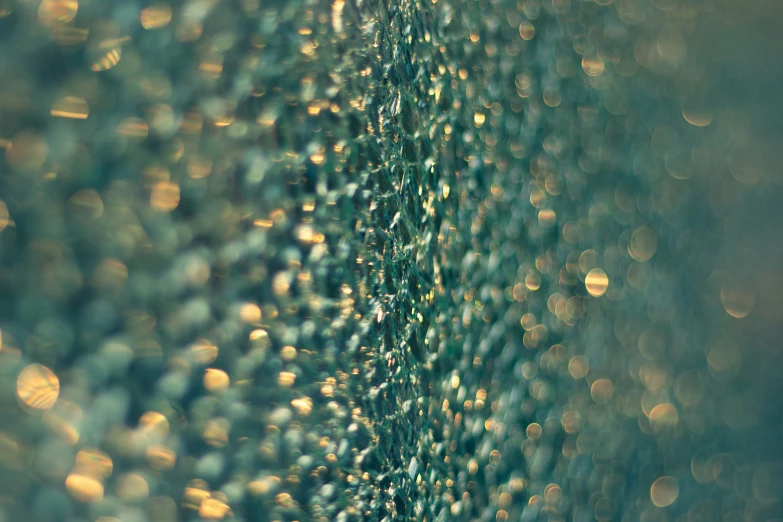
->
[0,0,781,521]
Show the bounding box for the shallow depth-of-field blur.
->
[0,0,781,521]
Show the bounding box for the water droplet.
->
[90,42,122,71]
[116,473,149,503]
[17,364,60,411]
[199,498,232,519]
[74,448,113,479]
[116,117,149,139]
[582,56,605,76]
[585,269,609,297]
[650,476,679,507]
[649,403,678,432]
[204,369,230,393]
[38,0,78,26]
[682,109,713,127]
[146,444,176,470]
[0,200,9,232]
[628,226,657,262]
[140,4,172,29]
[65,473,104,503]
[519,22,535,40]
[721,282,755,318]
[526,423,542,440]
[150,181,180,212]
[591,379,614,403]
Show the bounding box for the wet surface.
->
[0,0,781,521]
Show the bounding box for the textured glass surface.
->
[0,0,781,521]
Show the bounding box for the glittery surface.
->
[0,0,782,521]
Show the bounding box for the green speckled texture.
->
[0,0,782,521]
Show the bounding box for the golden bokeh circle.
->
[585,269,609,297]
[650,476,679,507]
[16,364,60,411]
